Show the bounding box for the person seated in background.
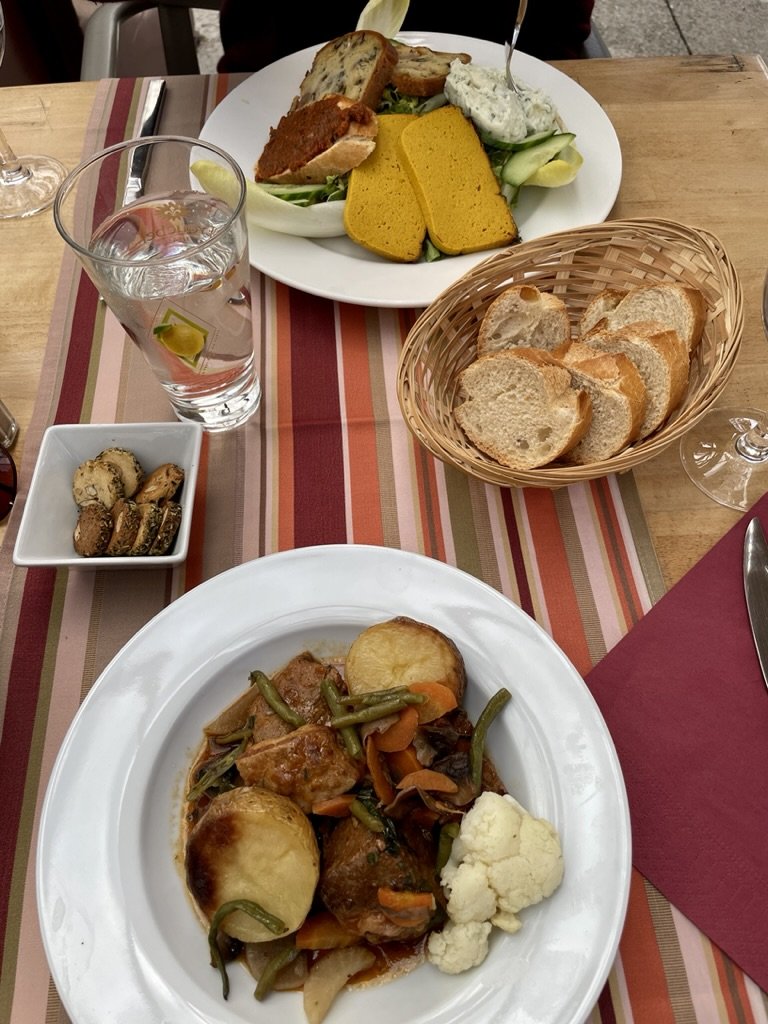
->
[217,1,597,73]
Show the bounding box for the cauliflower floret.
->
[451,791,522,863]
[489,813,564,915]
[426,920,492,975]
[428,791,564,974]
[443,860,496,924]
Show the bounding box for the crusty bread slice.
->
[255,95,378,185]
[390,42,471,98]
[454,348,592,470]
[398,105,518,255]
[581,282,707,354]
[580,321,688,438]
[578,289,624,335]
[294,30,398,110]
[344,114,426,262]
[477,283,571,356]
[559,341,647,463]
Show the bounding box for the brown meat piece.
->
[319,816,441,942]
[249,652,339,741]
[236,723,363,812]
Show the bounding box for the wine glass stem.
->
[735,425,768,462]
[0,127,27,181]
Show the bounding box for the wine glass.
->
[679,271,768,510]
[0,1,67,219]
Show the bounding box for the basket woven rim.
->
[397,218,744,488]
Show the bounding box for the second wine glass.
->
[679,270,768,510]
[0,1,67,219]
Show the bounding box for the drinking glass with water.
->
[53,136,261,431]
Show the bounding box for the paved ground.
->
[193,3,768,72]
[592,0,768,61]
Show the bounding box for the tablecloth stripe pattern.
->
[0,76,765,1024]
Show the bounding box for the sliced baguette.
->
[580,321,689,438]
[454,347,592,470]
[344,113,426,262]
[294,30,398,110]
[477,283,571,356]
[559,342,647,463]
[577,289,624,335]
[255,95,378,185]
[581,282,707,354]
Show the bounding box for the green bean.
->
[254,945,301,1001]
[208,899,287,999]
[436,822,460,873]
[470,688,512,793]
[321,676,362,759]
[349,796,386,833]
[187,733,250,803]
[339,688,426,707]
[330,698,410,728]
[250,670,306,729]
[212,715,255,746]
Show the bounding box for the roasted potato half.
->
[344,617,466,700]
[185,786,320,942]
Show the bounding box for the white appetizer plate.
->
[13,422,202,569]
[199,33,623,307]
[37,544,630,1024]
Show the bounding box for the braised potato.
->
[185,786,319,942]
[344,617,466,700]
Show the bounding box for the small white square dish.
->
[13,422,203,570]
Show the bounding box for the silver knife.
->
[123,78,167,205]
[743,516,768,692]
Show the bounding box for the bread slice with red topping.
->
[255,95,378,185]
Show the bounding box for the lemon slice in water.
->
[154,323,205,363]
[523,145,584,188]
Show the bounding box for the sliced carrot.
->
[365,735,395,804]
[407,682,458,723]
[375,705,420,752]
[295,911,360,950]
[377,887,436,927]
[395,768,459,794]
[377,887,435,910]
[311,794,355,817]
[385,744,422,781]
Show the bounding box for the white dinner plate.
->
[199,33,622,307]
[37,544,630,1024]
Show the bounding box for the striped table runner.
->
[0,76,765,1024]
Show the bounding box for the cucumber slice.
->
[258,182,331,206]
[500,132,576,187]
[480,127,556,152]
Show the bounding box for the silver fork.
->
[504,0,529,95]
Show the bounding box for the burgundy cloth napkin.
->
[586,493,768,991]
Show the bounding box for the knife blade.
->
[123,78,167,205]
[743,516,768,692]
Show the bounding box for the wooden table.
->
[1,57,768,1024]
[3,55,766,576]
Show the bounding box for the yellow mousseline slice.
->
[190,159,346,238]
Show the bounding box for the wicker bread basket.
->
[397,219,744,488]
